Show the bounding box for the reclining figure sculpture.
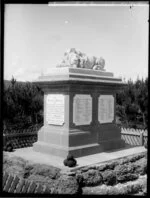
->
[56,48,105,71]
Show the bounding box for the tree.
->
[3,78,44,129]
[134,78,148,128]
[116,77,148,129]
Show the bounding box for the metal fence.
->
[3,125,148,149]
[3,124,42,149]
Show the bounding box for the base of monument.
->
[33,141,69,158]
[33,138,125,158]
[33,141,101,158]
[99,138,125,151]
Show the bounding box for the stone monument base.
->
[33,68,126,158]
[33,125,125,158]
[33,139,125,158]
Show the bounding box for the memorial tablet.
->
[73,94,92,125]
[46,94,65,125]
[98,95,114,123]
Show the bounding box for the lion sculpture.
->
[56,48,105,71]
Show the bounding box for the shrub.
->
[97,161,119,172]
[67,160,77,167]
[53,175,81,194]
[115,164,138,183]
[63,154,77,167]
[23,164,34,178]
[3,155,26,177]
[128,153,146,163]
[63,159,68,166]
[76,172,84,186]
[27,174,54,188]
[106,161,119,170]
[83,175,147,195]
[115,163,134,173]
[97,164,108,171]
[112,152,146,166]
[101,170,117,186]
[133,158,147,175]
[24,163,61,179]
[4,141,14,152]
[67,154,74,160]
[142,187,147,195]
[82,169,103,187]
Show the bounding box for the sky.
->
[4,3,149,82]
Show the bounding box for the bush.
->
[67,154,74,160]
[82,169,103,187]
[3,155,26,177]
[63,154,77,167]
[53,175,81,194]
[119,153,146,165]
[27,174,54,188]
[24,163,61,179]
[101,170,117,186]
[98,162,118,171]
[133,158,147,175]
[4,141,14,152]
[97,164,108,171]
[115,164,138,183]
[128,153,146,163]
[82,175,147,195]
[106,161,119,170]
[76,172,84,186]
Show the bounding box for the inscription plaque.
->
[73,94,92,125]
[98,95,114,123]
[46,94,65,125]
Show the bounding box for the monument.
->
[33,48,126,158]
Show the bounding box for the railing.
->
[3,125,148,149]
[3,171,51,193]
[121,127,148,146]
[3,124,42,149]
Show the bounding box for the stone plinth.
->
[33,68,126,158]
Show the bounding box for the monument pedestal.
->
[33,68,126,158]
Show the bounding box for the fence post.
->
[140,133,144,146]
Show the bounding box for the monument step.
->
[33,141,101,158]
[69,143,100,150]
[68,143,103,157]
[34,141,99,151]
[69,130,91,135]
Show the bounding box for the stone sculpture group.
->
[56,48,105,71]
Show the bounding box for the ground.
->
[3,150,147,195]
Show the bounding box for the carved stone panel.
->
[73,94,92,125]
[46,94,65,125]
[98,95,114,123]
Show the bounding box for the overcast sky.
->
[4,3,149,82]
